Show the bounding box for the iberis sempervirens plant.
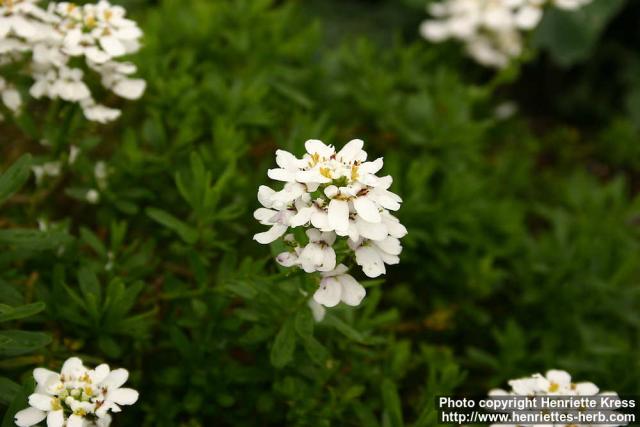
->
[14,357,139,427]
[254,139,407,311]
[488,369,624,427]
[420,0,592,69]
[0,0,145,123]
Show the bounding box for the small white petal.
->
[575,382,599,395]
[353,196,381,223]
[46,409,64,427]
[373,236,402,256]
[355,246,385,278]
[337,139,364,163]
[545,370,571,388]
[267,168,296,182]
[305,139,334,158]
[113,78,146,100]
[337,274,366,306]
[33,368,58,387]
[108,388,139,405]
[313,277,342,307]
[14,407,46,427]
[28,393,54,411]
[356,217,387,241]
[253,224,288,244]
[327,199,349,234]
[101,368,129,389]
[99,36,126,56]
[308,299,326,322]
[91,364,111,384]
[66,414,84,427]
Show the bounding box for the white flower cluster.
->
[0,0,145,123]
[489,369,623,427]
[254,139,407,309]
[420,0,592,68]
[15,357,139,427]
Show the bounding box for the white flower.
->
[0,0,145,123]
[86,189,100,203]
[313,264,366,308]
[14,357,138,427]
[255,139,406,308]
[420,0,592,68]
[488,369,624,427]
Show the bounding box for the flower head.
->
[420,0,592,68]
[15,357,139,427]
[254,139,407,311]
[0,0,145,122]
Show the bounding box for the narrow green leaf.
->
[0,377,20,406]
[381,378,404,427]
[0,154,32,206]
[270,319,296,369]
[0,331,51,357]
[0,230,72,251]
[0,302,45,323]
[146,207,199,244]
[1,377,34,427]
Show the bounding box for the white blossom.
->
[0,0,145,123]
[255,139,407,309]
[489,369,625,427]
[14,357,138,427]
[420,0,592,68]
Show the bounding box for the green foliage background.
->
[1,0,640,425]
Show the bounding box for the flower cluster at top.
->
[14,357,139,427]
[420,0,592,68]
[489,369,623,427]
[254,139,407,310]
[0,0,145,123]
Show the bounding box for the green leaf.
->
[146,207,199,244]
[0,154,31,207]
[78,267,102,307]
[270,319,296,369]
[0,377,19,406]
[1,377,34,427]
[0,302,45,323]
[532,0,626,66]
[0,229,72,251]
[0,331,51,357]
[294,308,314,338]
[381,378,404,427]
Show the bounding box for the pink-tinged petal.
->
[66,414,84,427]
[253,224,288,244]
[305,139,334,158]
[28,393,53,411]
[360,158,383,175]
[299,243,324,273]
[353,196,381,223]
[356,217,387,241]
[308,299,326,322]
[305,228,322,242]
[267,168,296,182]
[14,407,46,427]
[276,252,298,267]
[373,236,402,256]
[108,388,139,405]
[46,409,64,427]
[313,277,342,307]
[355,246,385,278]
[322,264,349,278]
[289,207,314,227]
[253,208,278,225]
[336,139,363,163]
[61,357,84,376]
[321,231,337,245]
[101,368,129,389]
[337,274,366,306]
[327,199,349,234]
[33,368,58,387]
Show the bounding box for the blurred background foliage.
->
[1,0,640,425]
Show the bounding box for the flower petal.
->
[28,393,54,411]
[46,409,64,427]
[33,368,58,388]
[305,139,334,158]
[313,277,342,307]
[327,199,349,234]
[353,196,381,223]
[15,407,46,427]
[66,414,84,427]
[337,274,366,306]
[108,388,139,405]
[355,246,385,278]
[253,224,288,244]
[99,35,126,56]
[101,368,129,389]
[337,139,364,163]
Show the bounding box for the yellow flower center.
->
[548,382,559,392]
